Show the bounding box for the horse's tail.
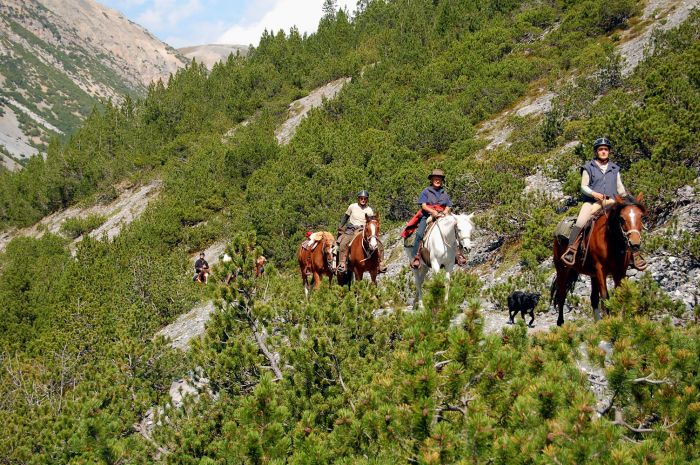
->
[549,270,579,306]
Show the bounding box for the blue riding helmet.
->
[593,137,612,151]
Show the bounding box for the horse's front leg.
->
[554,265,568,326]
[370,268,378,285]
[414,267,427,310]
[313,270,322,290]
[443,260,456,303]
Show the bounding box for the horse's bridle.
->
[361,219,379,260]
[617,207,643,250]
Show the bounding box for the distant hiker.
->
[336,190,387,274]
[408,169,467,269]
[193,252,209,283]
[560,138,647,270]
[255,256,267,278]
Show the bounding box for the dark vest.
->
[582,160,620,201]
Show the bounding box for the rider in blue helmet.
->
[336,190,387,274]
[560,137,647,270]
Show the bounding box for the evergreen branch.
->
[331,353,356,413]
[132,422,169,458]
[628,376,671,385]
[613,408,653,433]
[434,359,452,370]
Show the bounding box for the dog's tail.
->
[550,271,579,307]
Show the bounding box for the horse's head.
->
[454,212,475,254]
[613,193,646,250]
[364,213,380,251]
[322,233,336,270]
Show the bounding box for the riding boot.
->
[378,258,388,273]
[337,248,348,274]
[411,245,422,269]
[561,225,583,266]
[455,252,467,266]
[632,249,648,271]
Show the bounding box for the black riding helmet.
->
[592,137,612,152]
[357,190,369,198]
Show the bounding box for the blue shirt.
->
[417,186,452,207]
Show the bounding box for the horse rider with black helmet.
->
[561,137,647,270]
[411,169,468,269]
[337,190,388,274]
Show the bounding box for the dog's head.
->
[530,293,541,305]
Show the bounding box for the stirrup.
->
[378,263,388,273]
[561,248,576,266]
[633,253,648,271]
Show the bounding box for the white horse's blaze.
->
[369,222,377,250]
[407,213,475,309]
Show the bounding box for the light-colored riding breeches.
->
[575,199,615,228]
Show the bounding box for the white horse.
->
[406,213,474,308]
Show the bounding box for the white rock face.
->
[275,77,351,145]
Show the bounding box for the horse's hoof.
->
[507,320,514,325]
[528,324,535,328]
[556,319,564,326]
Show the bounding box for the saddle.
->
[302,240,319,251]
[418,219,440,263]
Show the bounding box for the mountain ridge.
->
[0,0,187,166]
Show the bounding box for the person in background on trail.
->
[193,252,209,282]
[336,190,387,274]
[410,169,467,269]
[255,256,267,278]
[560,137,647,270]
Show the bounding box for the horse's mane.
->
[318,231,335,246]
[605,195,647,216]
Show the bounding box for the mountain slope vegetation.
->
[0,0,698,463]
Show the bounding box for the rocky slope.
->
[0,0,187,166]
[178,44,249,69]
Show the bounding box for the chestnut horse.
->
[552,194,646,325]
[344,214,382,285]
[297,231,336,297]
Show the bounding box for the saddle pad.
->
[554,217,576,243]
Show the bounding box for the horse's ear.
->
[636,192,643,203]
[614,194,624,204]
[467,212,475,219]
[365,213,369,220]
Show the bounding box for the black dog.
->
[507,291,540,328]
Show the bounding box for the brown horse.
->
[297,231,336,297]
[552,194,646,325]
[194,267,210,284]
[345,214,382,285]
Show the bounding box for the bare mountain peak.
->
[178,43,250,69]
[0,0,188,166]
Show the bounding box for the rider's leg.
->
[337,233,351,273]
[561,202,599,265]
[411,216,428,269]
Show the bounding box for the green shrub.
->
[59,214,106,239]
